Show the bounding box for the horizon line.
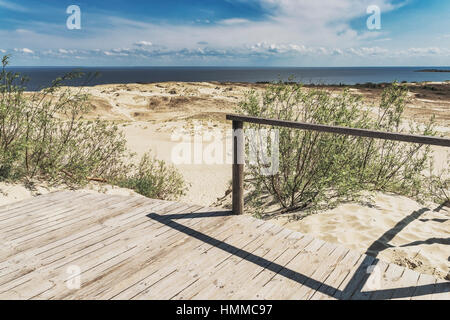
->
[7,65,450,68]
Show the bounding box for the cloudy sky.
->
[1,0,449,66]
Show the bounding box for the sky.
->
[0,0,449,66]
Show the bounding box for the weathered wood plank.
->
[309,250,363,300]
[171,222,284,300]
[411,273,438,300]
[1,201,195,300]
[251,240,340,300]
[59,207,234,299]
[432,279,450,300]
[0,192,448,300]
[333,254,377,300]
[122,217,263,299]
[207,235,318,300]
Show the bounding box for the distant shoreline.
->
[415,69,450,73]
[9,66,450,91]
[25,80,450,92]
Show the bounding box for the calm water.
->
[6,66,450,91]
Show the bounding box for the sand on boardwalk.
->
[277,193,450,280]
[2,81,449,281]
[0,181,141,207]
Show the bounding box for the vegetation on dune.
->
[113,152,187,201]
[237,80,448,216]
[0,55,187,200]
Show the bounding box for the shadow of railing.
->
[147,210,450,300]
[364,208,429,257]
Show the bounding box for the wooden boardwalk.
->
[0,191,448,300]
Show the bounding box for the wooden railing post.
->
[232,120,244,215]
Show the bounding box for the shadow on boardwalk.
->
[147,209,449,300]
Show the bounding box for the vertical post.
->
[232,120,244,215]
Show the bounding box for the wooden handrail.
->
[227,115,450,147]
[227,114,450,215]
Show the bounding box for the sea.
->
[5,66,450,91]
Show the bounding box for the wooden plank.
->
[0,191,74,216]
[1,202,198,300]
[1,193,448,300]
[203,234,318,300]
[96,210,240,299]
[182,226,299,300]
[226,114,450,147]
[171,222,284,300]
[48,205,233,299]
[252,241,344,300]
[5,195,149,246]
[290,245,350,300]
[119,216,263,299]
[333,254,377,300]
[0,197,148,287]
[26,199,166,265]
[390,267,421,300]
[134,218,275,300]
[411,273,438,300]
[0,196,155,292]
[0,193,115,236]
[432,279,450,300]
[0,192,89,225]
[0,192,134,229]
[367,262,403,300]
[309,250,363,300]
[90,209,233,300]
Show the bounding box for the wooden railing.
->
[226,114,450,215]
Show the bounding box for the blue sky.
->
[1,0,449,66]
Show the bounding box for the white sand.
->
[0,182,140,207]
[122,121,232,206]
[277,193,449,280]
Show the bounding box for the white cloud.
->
[345,46,388,56]
[104,50,129,57]
[219,18,250,25]
[407,47,445,56]
[0,0,28,12]
[14,48,34,54]
[134,41,153,47]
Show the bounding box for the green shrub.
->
[114,153,188,201]
[426,165,449,205]
[0,55,187,201]
[237,81,438,214]
[0,55,128,185]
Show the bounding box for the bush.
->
[237,81,438,214]
[0,55,129,185]
[114,153,188,201]
[427,165,449,205]
[0,55,187,201]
